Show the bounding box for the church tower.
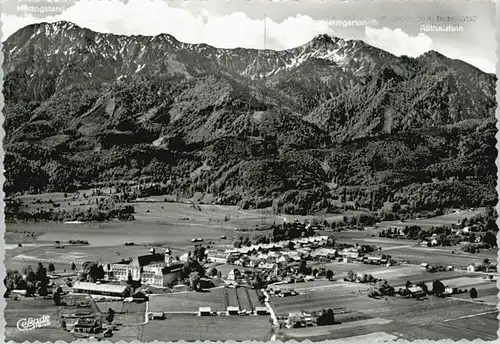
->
[164,247,173,266]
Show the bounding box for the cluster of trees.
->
[460,208,499,232]
[69,240,89,245]
[311,268,334,280]
[316,309,336,326]
[4,263,50,297]
[233,235,258,248]
[271,221,315,242]
[6,203,135,222]
[378,223,498,249]
[82,261,105,282]
[106,308,115,324]
[367,280,395,298]
[179,246,208,291]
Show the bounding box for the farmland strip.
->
[223,287,229,308]
[235,287,242,309]
[227,288,239,308]
[245,288,254,311]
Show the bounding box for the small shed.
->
[198,307,212,316]
[151,312,165,320]
[227,306,240,315]
[255,306,269,315]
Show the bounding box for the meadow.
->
[273,279,498,341]
[140,314,272,341]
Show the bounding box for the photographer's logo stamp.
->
[17,315,51,332]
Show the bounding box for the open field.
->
[333,229,497,270]
[379,246,497,270]
[6,196,364,249]
[312,262,470,285]
[275,285,498,341]
[149,288,227,313]
[270,263,498,341]
[140,313,272,341]
[148,287,262,314]
[4,242,189,272]
[376,209,485,229]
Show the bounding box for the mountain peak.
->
[311,33,340,44]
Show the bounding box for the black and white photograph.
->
[1,0,498,342]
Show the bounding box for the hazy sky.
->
[1,0,497,73]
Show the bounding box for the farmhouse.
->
[366,256,384,265]
[104,247,183,287]
[311,248,337,259]
[407,286,426,298]
[342,251,360,263]
[286,312,304,328]
[72,282,131,298]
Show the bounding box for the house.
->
[227,269,241,281]
[420,263,429,268]
[207,252,228,264]
[420,241,430,247]
[467,264,476,272]
[430,238,440,246]
[312,248,337,259]
[286,312,304,328]
[342,251,360,263]
[72,282,131,298]
[198,307,212,316]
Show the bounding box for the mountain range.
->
[3,21,497,216]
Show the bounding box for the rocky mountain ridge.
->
[3,21,497,215]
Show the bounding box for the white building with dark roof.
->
[104,248,183,287]
[72,282,131,297]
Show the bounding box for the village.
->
[4,212,499,342]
